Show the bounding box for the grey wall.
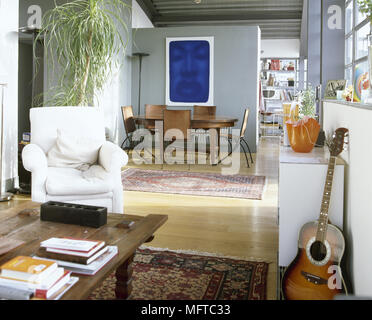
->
[305,0,345,90]
[307,0,321,88]
[300,0,308,58]
[131,26,260,152]
[321,0,345,92]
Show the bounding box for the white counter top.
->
[280,145,345,165]
[323,99,372,110]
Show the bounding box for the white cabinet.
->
[278,146,345,267]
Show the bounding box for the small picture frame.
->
[324,80,347,100]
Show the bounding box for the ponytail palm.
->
[35,0,130,106]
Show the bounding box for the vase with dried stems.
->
[286,86,320,153]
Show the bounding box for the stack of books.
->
[0,256,78,300]
[35,237,118,276]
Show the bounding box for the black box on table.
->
[40,201,107,228]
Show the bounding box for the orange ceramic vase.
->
[286,117,320,153]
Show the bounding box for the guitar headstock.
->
[329,128,349,157]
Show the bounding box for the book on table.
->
[0,256,78,300]
[0,256,58,284]
[0,274,79,300]
[43,276,79,300]
[36,246,109,265]
[40,237,105,257]
[34,246,118,276]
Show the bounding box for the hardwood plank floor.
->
[123,136,280,300]
[1,136,280,300]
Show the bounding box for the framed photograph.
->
[324,80,347,99]
[166,37,214,106]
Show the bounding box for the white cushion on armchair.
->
[47,129,103,169]
[22,107,128,214]
[45,167,113,196]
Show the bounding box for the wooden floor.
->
[124,136,280,300]
[0,136,280,300]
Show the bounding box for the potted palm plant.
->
[34,0,130,107]
[286,86,320,153]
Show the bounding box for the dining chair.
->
[219,108,253,167]
[193,105,216,117]
[145,104,167,131]
[193,106,216,152]
[163,109,192,167]
[120,106,137,150]
[163,109,192,141]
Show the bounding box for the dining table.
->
[134,114,239,130]
[133,114,239,164]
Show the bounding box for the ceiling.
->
[135,0,304,39]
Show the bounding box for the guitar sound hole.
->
[310,241,327,262]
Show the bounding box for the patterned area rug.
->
[122,168,266,200]
[89,247,268,300]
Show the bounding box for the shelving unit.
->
[260,57,300,137]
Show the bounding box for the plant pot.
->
[285,117,320,153]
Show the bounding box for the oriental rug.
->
[121,168,266,200]
[89,247,269,300]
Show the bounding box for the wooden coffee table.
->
[0,201,167,300]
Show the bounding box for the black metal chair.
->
[120,106,137,150]
[219,108,253,167]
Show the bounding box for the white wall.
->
[323,101,372,297]
[95,0,133,144]
[0,0,19,191]
[261,39,300,58]
[132,0,153,28]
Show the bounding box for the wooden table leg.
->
[209,129,218,165]
[114,235,154,300]
[115,253,134,300]
[145,235,155,243]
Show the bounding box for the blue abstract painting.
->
[166,37,214,106]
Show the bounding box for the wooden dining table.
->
[134,114,239,130]
[133,114,239,164]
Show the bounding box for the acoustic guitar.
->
[282,127,349,300]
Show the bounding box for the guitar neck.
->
[316,156,337,242]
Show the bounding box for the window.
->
[345,0,371,95]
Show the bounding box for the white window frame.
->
[345,0,371,83]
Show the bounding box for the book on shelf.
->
[36,245,109,265]
[0,256,58,284]
[34,246,118,276]
[40,237,105,257]
[279,89,294,102]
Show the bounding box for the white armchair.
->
[22,107,128,213]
